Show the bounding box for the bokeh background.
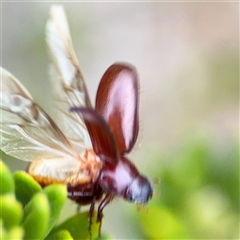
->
[1,2,238,239]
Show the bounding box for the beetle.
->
[0,5,153,230]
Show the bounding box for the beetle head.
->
[123,175,153,203]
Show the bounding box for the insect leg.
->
[76,204,81,212]
[96,194,113,237]
[88,196,96,238]
[97,194,113,222]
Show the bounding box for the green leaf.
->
[0,194,22,230]
[22,192,50,240]
[0,161,14,194]
[49,211,100,240]
[46,229,73,240]
[42,184,67,235]
[13,171,41,206]
[95,233,114,240]
[1,225,24,240]
[139,205,182,239]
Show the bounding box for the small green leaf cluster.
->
[0,161,109,240]
[1,160,68,239]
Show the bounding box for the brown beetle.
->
[0,5,153,233]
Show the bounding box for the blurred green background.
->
[1,2,238,239]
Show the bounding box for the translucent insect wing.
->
[46,5,92,151]
[0,67,76,162]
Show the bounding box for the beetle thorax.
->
[99,156,139,196]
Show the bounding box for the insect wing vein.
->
[46,5,92,152]
[0,67,78,164]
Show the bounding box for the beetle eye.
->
[124,175,153,203]
[124,187,132,202]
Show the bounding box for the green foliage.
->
[0,195,22,230]
[22,192,50,239]
[46,229,73,240]
[47,212,99,240]
[13,171,42,206]
[0,161,110,240]
[42,185,68,236]
[0,161,15,195]
[139,205,182,239]
[138,139,239,239]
